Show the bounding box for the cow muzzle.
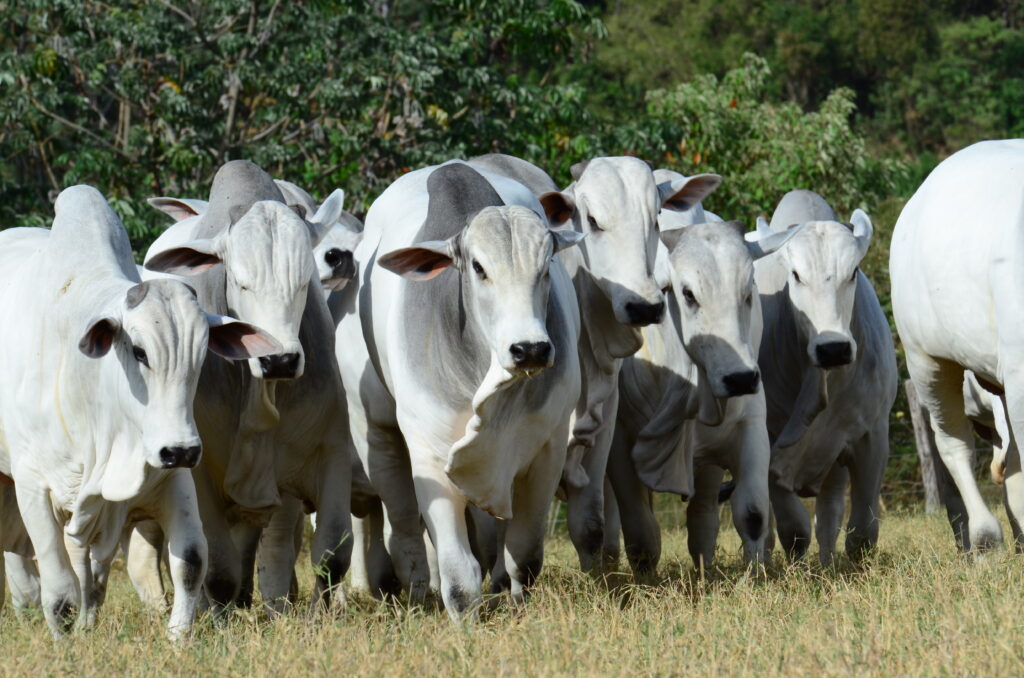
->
[625,300,665,326]
[259,352,302,379]
[721,369,761,397]
[159,445,202,469]
[814,340,853,369]
[509,341,553,374]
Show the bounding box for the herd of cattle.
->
[0,138,1020,641]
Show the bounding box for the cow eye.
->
[745,293,753,306]
[682,287,698,307]
[792,271,802,284]
[132,345,149,367]
[472,260,487,280]
[587,215,602,232]
[850,267,858,282]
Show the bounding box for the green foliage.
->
[0,0,603,249]
[642,54,905,220]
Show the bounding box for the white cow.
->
[141,160,354,613]
[610,219,797,575]
[338,161,583,617]
[751,190,897,565]
[0,186,275,638]
[469,154,722,571]
[891,140,1024,551]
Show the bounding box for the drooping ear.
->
[378,240,456,281]
[849,208,873,257]
[569,160,590,181]
[147,197,208,222]
[306,188,346,246]
[658,173,723,212]
[539,191,575,227]
[205,313,283,360]
[658,224,688,253]
[550,228,586,253]
[144,238,223,276]
[79,316,120,358]
[745,223,801,260]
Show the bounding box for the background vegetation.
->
[2,0,1021,501]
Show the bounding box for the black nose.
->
[509,341,552,370]
[259,352,301,379]
[722,370,761,396]
[159,445,202,469]
[325,248,355,279]
[625,301,665,326]
[815,341,853,368]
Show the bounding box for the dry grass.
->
[3,508,1024,677]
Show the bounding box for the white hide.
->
[891,139,1024,551]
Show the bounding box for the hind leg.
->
[125,520,166,611]
[907,350,1000,551]
[814,462,848,567]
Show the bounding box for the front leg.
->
[410,454,480,620]
[814,462,849,567]
[154,469,208,641]
[728,413,771,567]
[566,390,618,573]
[14,482,79,636]
[770,483,811,561]
[309,450,353,611]
[258,494,304,615]
[845,421,888,561]
[3,553,41,614]
[687,465,725,573]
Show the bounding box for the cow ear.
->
[306,188,346,247]
[850,208,873,257]
[205,313,283,360]
[550,228,586,253]
[79,316,120,358]
[145,238,223,276]
[570,160,590,181]
[378,240,455,281]
[539,191,575,227]
[658,224,687,253]
[745,223,800,260]
[147,197,207,222]
[659,173,723,212]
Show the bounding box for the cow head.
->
[314,218,362,293]
[538,157,721,328]
[77,279,279,476]
[660,221,797,398]
[753,209,873,369]
[145,199,337,380]
[379,205,584,376]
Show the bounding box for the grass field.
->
[2,504,1023,677]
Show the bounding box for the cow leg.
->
[195,471,242,611]
[348,513,371,594]
[566,390,618,573]
[607,428,661,579]
[4,553,41,614]
[1002,438,1024,551]
[229,522,262,608]
[361,423,431,602]
[729,417,771,567]
[124,520,167,611]
[61,536,99,629]
[365,502,401,597]
[771,484,811,561]
[423,526,441,595]
[154,470,208,641]
[90,555,111,611]
[258,495,304,615]
[467,504,498,578]
[503,445,564,602]
[15,485,79,636]
[845,422,888,561]
[687,465,725,573]
[603,477,621,569]
[307,448,352,612]
[814,462,849,567]
[908,351,1001,551]
[410,456,480,620]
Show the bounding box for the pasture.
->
[3,505,1021,676]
